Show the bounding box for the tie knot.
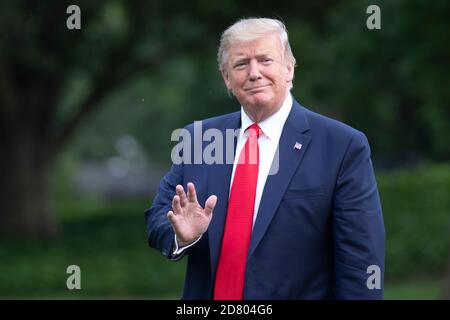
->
[247,123,261,138]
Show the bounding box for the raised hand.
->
[167,182,217,247]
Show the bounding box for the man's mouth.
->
[245,84,270,92]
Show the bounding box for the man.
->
[145,18,385,299]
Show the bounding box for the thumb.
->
[167,210,179,227]
[204,195,217,217]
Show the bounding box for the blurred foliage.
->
[312,0,450,162]
[0,199,186,298]
[379,163,450,280]
[384,280,440,300]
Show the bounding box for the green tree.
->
[0,1,217,237]
[311,0,450,161]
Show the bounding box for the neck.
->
[244,105,280,123]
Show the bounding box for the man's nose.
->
[248,60,262,81]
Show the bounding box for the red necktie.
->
[213,123,261,300]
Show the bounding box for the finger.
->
[187,182,198,203]
[176,185,187,207]
[204,195,217,217]
[167,210,179,226]
[172,195,183,214]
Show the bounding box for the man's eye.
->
[234,63,246,69]
[262,59,272,64]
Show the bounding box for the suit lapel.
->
[248,101,311,258]
[207,112,240,286]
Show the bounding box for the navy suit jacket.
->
[145,99,385,299]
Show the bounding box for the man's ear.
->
[285,62,294,83]
[221,69,232,91]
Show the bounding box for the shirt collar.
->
[239,93,292,143]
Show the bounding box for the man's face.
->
[222,32,294,119]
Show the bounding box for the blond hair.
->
[217,18,296,72]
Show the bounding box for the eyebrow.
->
[232,53,274,64]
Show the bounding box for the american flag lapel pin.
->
[294,142,302,150]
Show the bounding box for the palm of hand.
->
[176,201,211,242]
[167,183,217,246]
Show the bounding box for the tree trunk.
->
[0,130,59,238]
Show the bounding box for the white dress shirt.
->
[173,93,293,255]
